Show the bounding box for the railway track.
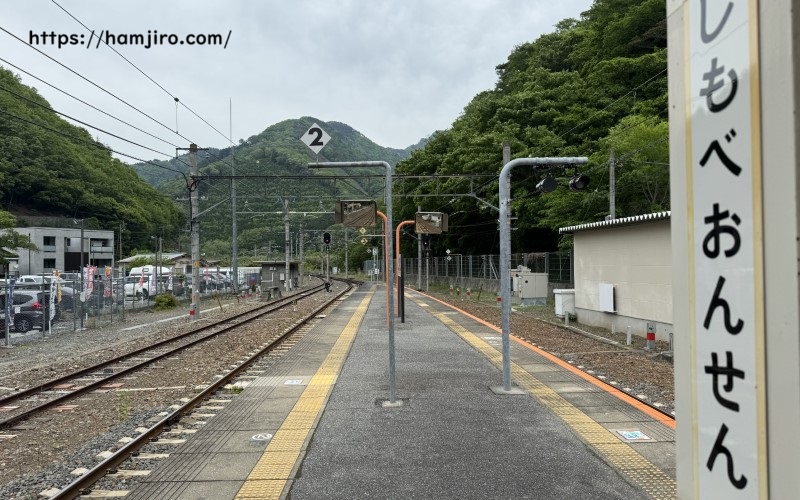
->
[0,280,359,499]
[0,284,332,431]
[44,281,357,499]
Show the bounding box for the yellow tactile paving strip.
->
[411,295,677,500]
[235,287,374,500]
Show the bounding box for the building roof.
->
[558,211,671,234]
[118,252,188,263]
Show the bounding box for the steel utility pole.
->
[609,149,616,220]
[417,205,422,290]
[190,144,200,320]
[298,220,304,287]
[230,100,239,295]
[283,198,291,292]
[308,160,396,405]
[79,219,84,329]
[231,153,238,294]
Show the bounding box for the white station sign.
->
[686,0,766,497]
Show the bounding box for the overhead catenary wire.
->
[0,84,178,160]
[0,106,191,189]
[0,25,206,150]
[0,56,179,149]
[50,0,235,147]
[0,25,238,175]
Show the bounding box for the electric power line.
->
[0,106,190,189]
[0,56,179,149]
[0,25,201,148]
[51,0,235,147]
[0,84,177,160]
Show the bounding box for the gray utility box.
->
[554,289,576,318]
[518,272,548,306]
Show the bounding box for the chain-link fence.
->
[2,276,236,334]
[362,251,573,292]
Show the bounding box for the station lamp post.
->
[308,161,398,406]
[497,157,589,394]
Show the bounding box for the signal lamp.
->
[569,174,590,191]
[535,176,558,193]
[323,232,331,244]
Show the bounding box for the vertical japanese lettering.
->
[700,0,734,43]
[704,351,745,411]
[703,276,744,334]
[703,203,741,258]
[707,424,748,489]
[699,130,743,176]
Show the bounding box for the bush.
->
[153,293,178,311]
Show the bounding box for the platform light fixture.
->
[535,176,558,193]
[569,173,590,191]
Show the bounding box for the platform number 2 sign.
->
[301,123,331,154]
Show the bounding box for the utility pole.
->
[609,149,616,220]
[79,219,84,329]
[283,198,291,292]
[298,220,304,287]
[344,228,349,279]
[118,221,125,272]
[189,144,200,320]
[417,204,422,290]
[157,235,162,294]
[230,100,239,295]
[231,154,238,294]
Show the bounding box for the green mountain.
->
[394,0,669,255]
[133,118,417,191]
[0,66,184,253]
[1,0,669,266]
[130,117,420,261]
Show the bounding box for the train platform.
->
[125,283,676,499]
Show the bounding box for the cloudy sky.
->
[2,0,593,162]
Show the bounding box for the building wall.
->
[11,227,115,276]
[573,219,672,341]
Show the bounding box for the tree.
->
[0,210,38,269]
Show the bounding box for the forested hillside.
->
[1,0,669,265]
[0,67,183,252]
[395,0,669,255]
[136,117,417,260]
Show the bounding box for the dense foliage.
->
[0,67,184,254]
[134,117,416,264]
[2,0,670,270]
[395,0,669,254]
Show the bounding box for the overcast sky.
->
[1,0,593,162]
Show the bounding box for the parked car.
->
[0,290,60,334]
[15,275,77,311]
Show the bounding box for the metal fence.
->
[2,276,235,335]
[362,251,573,292]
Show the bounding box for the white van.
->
[124,266,172,299]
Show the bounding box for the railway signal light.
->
[323,232,331,245]
[569,173,590,191]
[421,234,430,250]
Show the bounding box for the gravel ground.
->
[0,290,315,500]
[0,283,674,499]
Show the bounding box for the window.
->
[65,237,71,246]
[43,236,56,246]
[43,259,56,269]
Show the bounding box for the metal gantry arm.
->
[498,157,588,393]
[308,161,398,405]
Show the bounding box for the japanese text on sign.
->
[688,0,766,497]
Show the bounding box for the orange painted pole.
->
[377,211,390,325]
[395,220,414,310]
